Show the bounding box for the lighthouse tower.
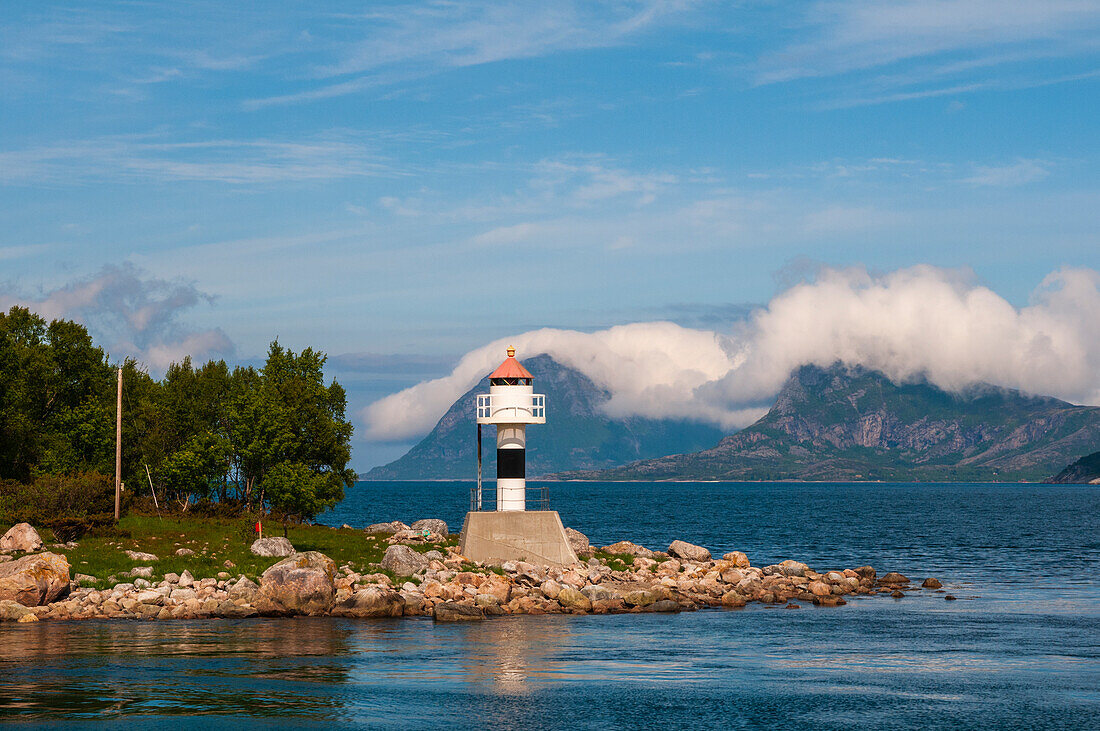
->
[476,346,545,511]
[459,346,576,566]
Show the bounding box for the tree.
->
[263,461,343,534]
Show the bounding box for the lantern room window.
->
[490,377,531,386]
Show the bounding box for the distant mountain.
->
[1045,450,1100,484]
[363,354,727,480]
[553,364,1100,482]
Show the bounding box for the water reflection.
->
[0,619,357,719]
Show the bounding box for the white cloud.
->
[0,135,396,186]
[963,159,1051,187]
[758,0,1100,84]
[247,1,698,108]
[0,263,234,372]
[363,265,1100,442]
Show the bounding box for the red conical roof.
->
[489,345,533,379]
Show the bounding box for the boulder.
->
[922,577,943,589]
[722,551,750,568]
[854,565,876,580]
[878,572,910,585]
[564,528,590,555]
[667,540,711,563]
[779,560,809,577]
[645,599,681,613]
[228,576,259,603]
[0,552,71,606]
[808,581,832,597]
[330,587,405,618]
[178,570,195,588]
[380,545,430,576]
[365,521,409,535]
[125,550,159,562]
[1,523,43,552]
[0,599,38,621]
[74,573,97,586]
[175,548,195,556]
[479,575,512,604]
[581,585,619,602]
[556,586,592,611]
[433,601,484,621]
[602,541,654,558]
[128,566,153,579]
[719,568,743,584]
[539,580,563,600]
[258,551,337,616]
[622,589,660,607]
[250,537,295,557]
[410,519,449,538]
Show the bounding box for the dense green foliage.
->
[0,472,117,541]
[0,306,355,521]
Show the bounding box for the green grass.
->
[592,550,635,572]
[2,514,456,589]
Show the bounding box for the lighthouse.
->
[476,346,545,511]
[459,346,577,566]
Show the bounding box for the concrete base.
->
[459,511,579,566]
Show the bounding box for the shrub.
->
[0,472,117,541]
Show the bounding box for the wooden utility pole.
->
[114,366,122,521]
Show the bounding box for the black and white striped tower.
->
[476,346,546,511]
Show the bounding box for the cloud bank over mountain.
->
[364,265,1100,442]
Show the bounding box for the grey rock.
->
[645,599,681,613]
[330,587,405,618]
[178,570,195,588]
[74,573,97,586]
[879,572,910,585]
[433,601,484,621]
[564,527,590,555]
[175,548,195,556]
[667,540,711,563]
[581,584,619,602]
[1,523,43,552]
[129,566,154,579]
[602,541,654,558]
[0,552,71,606]
[258,551,337,616]
[250,536,295,557]
[410,519,449,538]
[364,521,410,535]
[229,576,259,603]
[380,545,429,576]
[0,599,37,621]
[125,550,159,562]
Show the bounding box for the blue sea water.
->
[2,481,1098,729]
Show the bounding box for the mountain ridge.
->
[363,354,727,480]
[550,363,1100,482]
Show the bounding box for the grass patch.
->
[592,550,636,572]
[4,515,453,589]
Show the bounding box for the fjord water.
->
[2,482,1098,729]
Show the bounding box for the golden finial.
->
[507,345,516,358]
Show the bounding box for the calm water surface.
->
[2,482,1098,729]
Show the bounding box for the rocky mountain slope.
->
[553,364,1100,482]
[363,354,726,480]
[1045,450,1100,483]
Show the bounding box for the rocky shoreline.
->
[0,521,951,623]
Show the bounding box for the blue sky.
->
[3,1,1100,468]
